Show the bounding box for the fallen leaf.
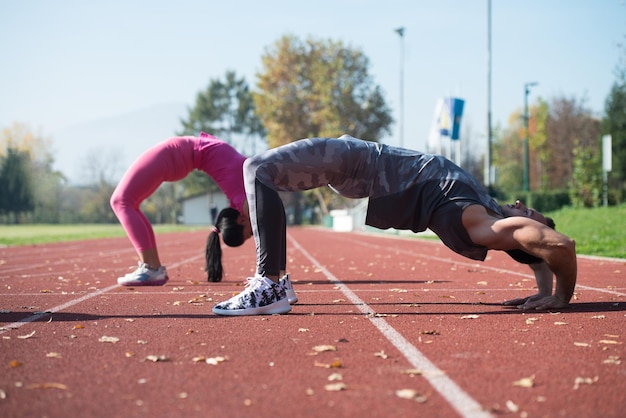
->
[374,350,388,359]
[554,322,568,326]
[312,345,337,352]
[26,383,68,390]
[525,317,539,325]
[314,360,343,368]
[298,328,309,333]
[573,376,598,390]
[420,330,439,335]
[17,331,36,339]
[324,382,347,391]
[506,400,519,412]
[395,389,427,403]
[461,315,480,319]
[401,369,424,377]
[73,324,85,329]
[46,352,62,359]
[574,342,591,347]
[327,373,343,381]
[513,375,535,388]
[603,356,621,365]
[143,355,168,362]
[591,315,605,319]
[598,340,621,345]
[99,336,119,343]
[8,360,22,368]
[389,288,408,293]
[205,356,227,365]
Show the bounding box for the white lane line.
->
[0,256,202,334]
[0,284,120,334]
[288,234,492,418]
[344,236,626,297]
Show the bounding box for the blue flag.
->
[442,97,465,140]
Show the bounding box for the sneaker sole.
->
[212,298,291,316]
[286,289,298,304]
[117,277,169,286]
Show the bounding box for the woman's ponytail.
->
[204,207,245,282]
[205,227,223,282]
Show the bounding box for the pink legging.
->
[110,138,194,253]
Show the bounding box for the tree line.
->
[1,34,625,224]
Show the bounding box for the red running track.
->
[1,227,625,418]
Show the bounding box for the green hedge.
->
[505,191,571,213]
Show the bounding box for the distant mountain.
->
[50,102,188,184]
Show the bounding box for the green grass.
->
[545,204,626,259]
[0,224,203,246]
[0,206,624,259]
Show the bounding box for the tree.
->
[0,123,64,223]
[569,141,601,207]
[179,70,265,155]
[0,147,34,223]
[545,96,600,191]
[178,71,265,201]
[254,34,393,148]
[602,56,626,202]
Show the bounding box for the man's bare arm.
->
[463,205,577,309]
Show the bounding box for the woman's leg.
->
[110,144,175,269]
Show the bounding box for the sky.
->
[1,0,624,183]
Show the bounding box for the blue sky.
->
[1,0,624,180]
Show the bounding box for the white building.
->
[179,191,229,225]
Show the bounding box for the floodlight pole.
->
[395,27,405,148]
[485,0,492,187]
[523,82,538,192]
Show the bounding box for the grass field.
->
[546,204,626,259]
[0,205,624,259]
[0,224,202,246]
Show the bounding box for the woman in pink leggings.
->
[110,132,251,286]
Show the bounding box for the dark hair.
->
[205,207,245,282]
[505,217,556,265]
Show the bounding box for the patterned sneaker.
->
[280,273,298,304]
[212,275,291,316]
[117,263,168,286]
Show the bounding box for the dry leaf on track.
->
[143,355,168,362]
[573,376,598,389]
[98,336,119,343]
[312,345,337,353]
[26,382,68,390]
[324,382,347,391]
[395,389,427,403]
[512,375,535,388]
[374,350,388,359]
[505,400,519,412]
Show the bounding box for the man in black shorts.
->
[212,135,577,316]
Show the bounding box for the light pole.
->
[523,82,538,192]
[395,27,405,148]
[485,0,492,187]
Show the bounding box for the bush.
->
[506,191,571,213]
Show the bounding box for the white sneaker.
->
[117,263,168,286]
[279,273,298,304]
[212,275,291,316]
